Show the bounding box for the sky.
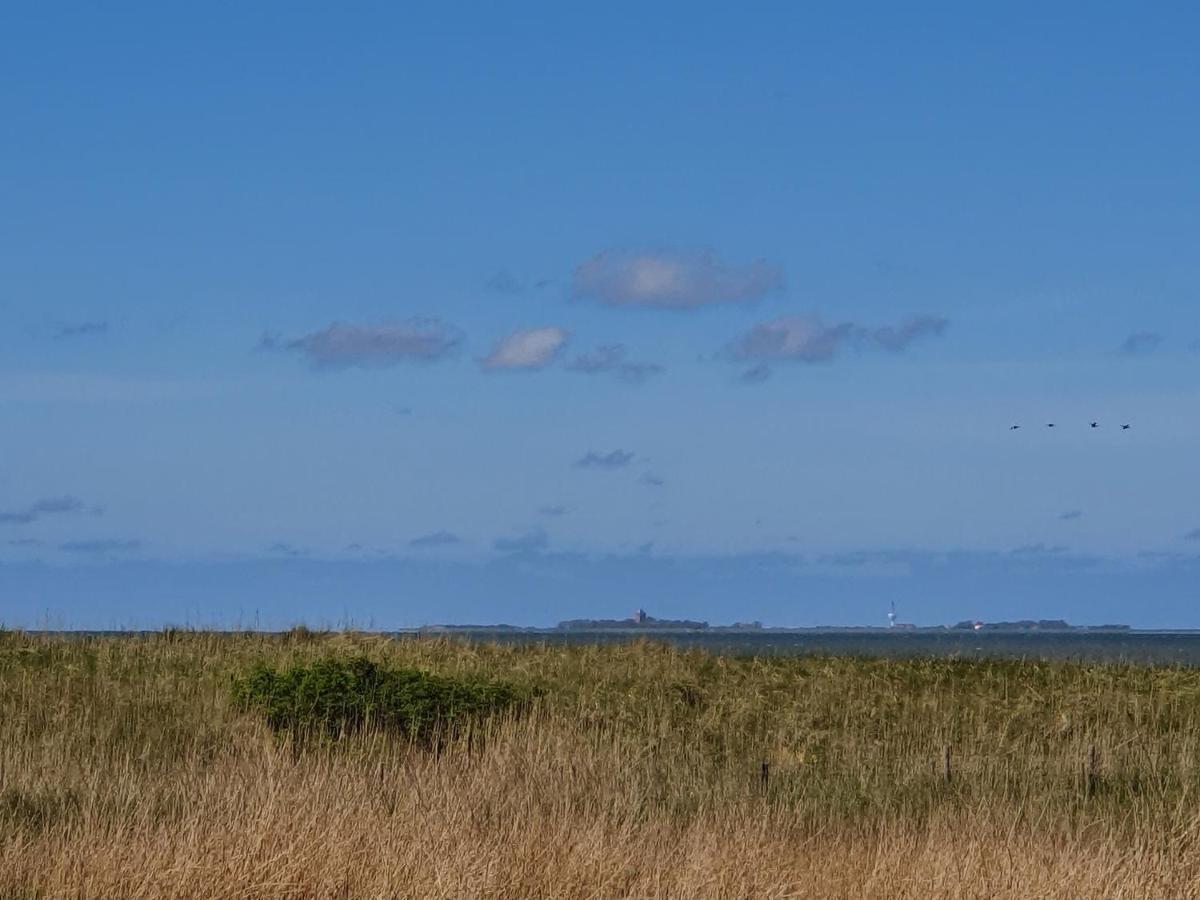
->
[2,2,1199,628]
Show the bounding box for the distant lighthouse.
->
[888,601,897,629]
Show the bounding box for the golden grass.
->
[2,629,1200,898]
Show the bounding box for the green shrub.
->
[231,656,532,741]
[284,624,325,643]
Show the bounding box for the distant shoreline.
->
[11,626,1200,636]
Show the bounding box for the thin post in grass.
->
[760,760,770,794]
[1085,743,1098,798]
[941,744,952,784]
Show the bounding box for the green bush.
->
[231,656,532,741]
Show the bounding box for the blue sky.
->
[3,3,1200,628]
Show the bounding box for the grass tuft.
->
[231,655,533,740]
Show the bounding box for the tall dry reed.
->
[2,629,1199,898]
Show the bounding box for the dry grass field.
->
[3,629,1200,898]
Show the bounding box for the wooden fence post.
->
[1085,744,1098,798]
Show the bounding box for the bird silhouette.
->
[1122,424,1131,430]
[1009,424,1021,430]
[1090,422,1098,428]
[1047,423,1055,428]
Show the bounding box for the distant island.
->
[557,609,751,631]
[950,619,1130,633]
[422,609,1131,634]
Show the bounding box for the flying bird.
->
[1009,424,1020,430]
[1090,422,1098,428]
[1122,424,1131,430]
[1046,423,1055,428]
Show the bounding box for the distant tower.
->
[888,601,897,629]
[634,608,647,624]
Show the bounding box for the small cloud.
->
[7,538,43,547]
[574,449,635,469]
[344,543,391,557]
[573,248,783,309]
[1120,332,1163,355]
[282,319,463,369]
[739,364,772,384]
[0,496,88,526]
[818,550,910,568]
[1010,543,1068,556]
[266,542,308,558]
[409,530,462,548]
[567,344,663,383]
[493,528,549,554]
[1058,510,1083,521]
[1184,529,1200,542]
[54,321,109,339]
[59,539,141,554]
[639,472,665,487]
[567,344,623,373]
[538,505,570,517]
[482,326,568,370]
[615,362,664,383]
[728,315,946,363]
[731,317,851,362]
[870,317,950,351]
[485,270,523,294]
[33,497,88,515]
[393,405,413,416]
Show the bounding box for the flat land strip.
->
[2,630,1199,898]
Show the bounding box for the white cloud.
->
[567,344,663,383]
[573,248,783,309]
[869,317,950,351]
[1120,332,1163,355]
[731,317,853,362]
[54,321,109,339]
[59,539,142,554]
[493,528,549,553]
[284,319,462,369]
[729,315,946,362]
[0,496,89,526]
[482,326,568,370]
[739,364,772,384]
[574,449,635,469]
[409,531,462,548]
[485,270,522,293]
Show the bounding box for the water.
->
[420,629,1200,666]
